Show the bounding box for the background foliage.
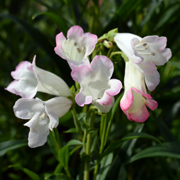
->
[1,0,180,179]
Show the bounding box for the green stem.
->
[100,114,107,154]
[65,166,72,177]
[70,5,77,25]
[71,108,83,138]
[50,130,61,152]
[109,51,123,59]
[98,35,107,43]
[84,111,96,180]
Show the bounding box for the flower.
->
[120,61,158,122]
[114,33,172,91]
[14,97,72,148]
[71,55,122,113]
[54,25,98,70]
[6,55,72,98]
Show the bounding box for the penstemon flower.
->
[54,25,98,70]
[114,33,172,91]
[14,97,72,148]
[71,55,122,113]
[6,55,72,98]
[120,61,158,122]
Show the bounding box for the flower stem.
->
[84,111,96,180]
[71,108,83,138]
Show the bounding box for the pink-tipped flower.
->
[6,56,72,98]
[71,55,122,113]
[120,61,158,122]
[114,33,172,91]
[54,25,98,70]
[14,97,72,148]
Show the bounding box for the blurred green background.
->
[1,0,180,179]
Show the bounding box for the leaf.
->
[101,132,163,158]
[154,5,179,30]
[0,139,27,156]
[126,142,180,164]
[9,165,41,180]
[66,139,83,146]
[0,13,71,80]
[58,146,70,167]
[47,134,59,161]
[96,153,114,180]
[32,11,69,34]
[45,174,75,180]
[64,128,78,133]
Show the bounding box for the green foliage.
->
[1,0,180,179]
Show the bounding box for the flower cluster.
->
[6,25,171,147]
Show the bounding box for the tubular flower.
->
[71,55,122,113]
[120,61,158,122]
[6,55,72,98]
[54,25,98,70]
[114,33,172,91]
[14,97,72,148]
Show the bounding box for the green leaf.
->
[64,128,78,133]
[32,11,69,34]
[47,133,59,161]
[101,132,163,158]
[154,5,179,30]
[9,165,41,180]
[126,142,180,164]
[0,139,27,156]
[54,163,63,174]
[66,139,83,146]
[58,146,70,167]
[45,174,75,180]
[96,153,114,180]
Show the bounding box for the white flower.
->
[54,25,97,70]
[120,61,158,122]
[114,33,172,91]
[6,55,72,98]
[14,97,72,148]
[71,55,122,113]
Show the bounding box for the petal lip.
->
[67,25,84,40]
[11,61,32,80]
[56,32,66,46]
[106,79,122,96]
[75,92,92,106]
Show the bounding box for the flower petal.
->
[13,98,44,119]
[67,25,84,40]
[11,61,32,80]
[114,33,142,60]
[56,32,66,46]
[75,92,92,107]
[106,79,122,96]
[145,70,160,91]
[33,63,72,97]
[45,97,72,118]
[81,32,97,56]
[27,123,49,148]
[91,55,114,80]
[96,91,113,106]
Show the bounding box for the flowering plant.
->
[2,1,180,180]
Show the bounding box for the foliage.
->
[0,0,180,179]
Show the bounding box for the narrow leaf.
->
[9,165,41,180]
[102,132,162,158]
[58,146,70,167]
[0,139,27,156]
[32,11,69,34]
[66,139,83,146]
[126,142,180,164]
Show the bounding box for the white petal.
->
[13,98,44,119]
[33,64,72,97]
[114,33,142,60]
[145,70,160,91]
[27,123,49,148]
[45,97,72,118]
